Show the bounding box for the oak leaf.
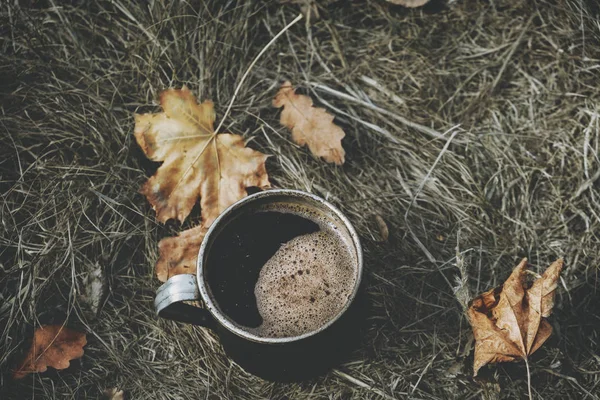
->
[134,88,270,280]
[467,258,563,376]
[13,325,87,379]
[273,81,345,165]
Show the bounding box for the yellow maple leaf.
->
[134,87,270,280]
[273,81,345,165]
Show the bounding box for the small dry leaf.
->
[273,81,345,165]
[13,325,87,379]
[467,258,563,376]
[81,262,106,315]
[386,0,430,7]
[134,88,270,280]
[156,225,207,282]
[104,388,124,400]
[375,215,389,242]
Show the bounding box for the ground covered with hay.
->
[1,0,599,398]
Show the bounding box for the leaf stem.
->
[213,13,304,136]
[525,357,532,400]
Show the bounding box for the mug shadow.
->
[219,286,370,382]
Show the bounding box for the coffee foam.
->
[249,217,357,338]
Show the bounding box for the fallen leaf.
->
[386,0,430,7]
[134,88,270,280]
[273,81,345,165]
[375,215,389,242]
[81,262,106,316]
[467,258,563,376]
[14,325,87,379]
[134,87,270,226]
[104,388,124,400]
[156,225,207,282]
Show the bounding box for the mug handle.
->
[154,274,214,327]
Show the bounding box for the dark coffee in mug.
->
[206,202,357,338]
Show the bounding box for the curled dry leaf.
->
[467,258,563,376]
[375,215,389,242]
[134,87,270,280]
[273,81,345,165]
[13,325,87,379]
[81,262,106,316]
[386,0,430,7]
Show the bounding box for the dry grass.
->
[1,0,599,398]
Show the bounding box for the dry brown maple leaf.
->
[134,87,270,226]
[273,81,345,165]
[467,258,563,376]
[13,325,87,379]
[134,87,270,280]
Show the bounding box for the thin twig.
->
[214,13,303,135]
[525,358,532,400]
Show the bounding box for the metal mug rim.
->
[196,189,363,344]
